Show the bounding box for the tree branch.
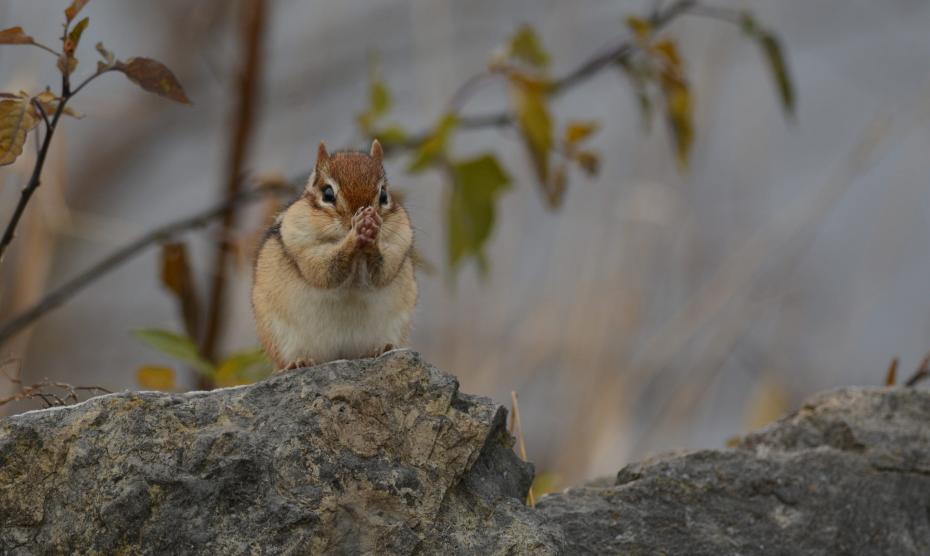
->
[387,0,695,152]
[0,183,297,347]
[201,0,267,368]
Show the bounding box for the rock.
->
[537,387,930,555]
[0,350,560,555]
[4,353,930,555]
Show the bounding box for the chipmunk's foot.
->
[275,358,315,374]
[353,206,381,250]
[368,344,395,358]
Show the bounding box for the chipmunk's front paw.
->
[353,206,381,250]
[275,358,316,374]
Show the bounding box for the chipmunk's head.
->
[303,140,398,229]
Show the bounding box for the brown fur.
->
[251,139,417,369]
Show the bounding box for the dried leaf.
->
[33,91,83,119]
[136,365,177,391]
[512,77,552,185]
[160,242,199,338]
[546,164,568,208]
[564,121,600,145]
[0,26,34,45]
[407,113,458,173]
[744,373,789,430]
[132,329,213,375]
[652,40,683,70]
[447,154,511,270]
[95,41,115,65]
[575,150,600,176]
[65,0,91,23]
[508,24,550,68]
[115,57,191,104]
[885,358,898,387]
[0,96,39,166]
[57,54,77,77]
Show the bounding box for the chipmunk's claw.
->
[353,206,381,250]
[275,358,315,374]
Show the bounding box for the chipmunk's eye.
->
[379,188,389,206]
[321,185,336,204]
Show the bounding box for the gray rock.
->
[537,387,930,555]
[0,350,559,555]
[4,353,930,555]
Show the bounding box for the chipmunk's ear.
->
[370,139,383,164]
[316,142,330,169]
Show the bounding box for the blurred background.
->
[2,0,930,489]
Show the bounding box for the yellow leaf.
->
[0,96,39,166]
[662,79,693,169]
[67,17,89,54]
[512,77,552,185]
[652,40,682,71]
[407,113,458,173]
[563,121,600,145]
[136,366,177,391]
[508,24,550,68]
[0,26,34,45]
[626,16,651,43]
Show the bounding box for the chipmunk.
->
[251,139,417,370]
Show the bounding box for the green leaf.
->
[617,58,654,131]
[407,113,458,173]
[447,154,512,270]
[373,124,407,146]
[740,13,795,117]
[132,329,213,375]
[68,17,89,51]
[357,56,392,132]
[508,24,550,68]
[513,78,552,185]
[759,33,794,117]
[215,347,271,387]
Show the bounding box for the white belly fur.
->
[266,271,412,364]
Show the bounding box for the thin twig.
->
[885,357,898,386]
[904,354,930,387]
[0,183,296,346]
[201,0,267,368]
[510,390,535,508]
[0,357,111,408]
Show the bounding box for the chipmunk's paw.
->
[353,206,381,250]
[275,358,315,374]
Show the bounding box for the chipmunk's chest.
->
[271,273,409,362]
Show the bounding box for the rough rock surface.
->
[537,387,930,555]
[0,350,560,554]
[3,351,930,555]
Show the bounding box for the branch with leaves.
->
[0,0,189,265]
[357,0,794,271]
